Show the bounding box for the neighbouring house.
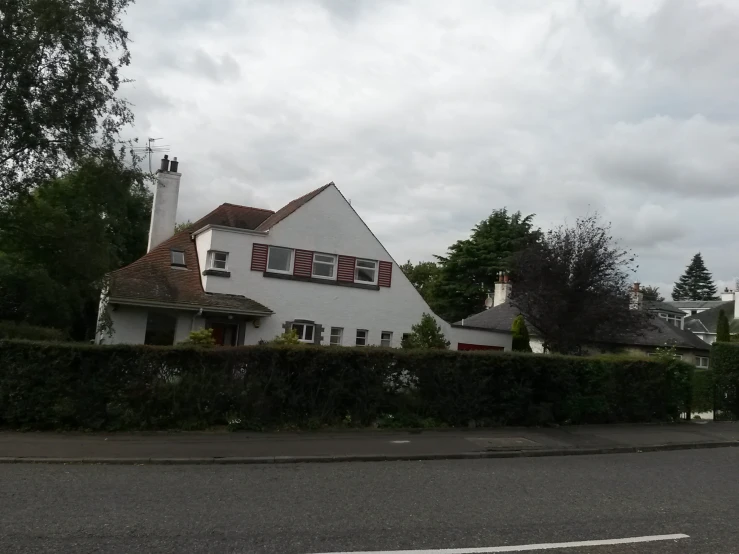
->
[684,294,738,345]
[666,289,735,317]
[97,156,512,350]
[456,280,710,366]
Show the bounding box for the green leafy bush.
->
[401,313,450,349]
[692,370,713,413]
[511,315,532,352]
[711,342,739,418]
[0,321,65,342]
[271,329,301,345]
[180,328,216,347]
[0,340,692,430]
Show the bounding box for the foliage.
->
[710,342,739,419]
[0,320,64,341]
[401,313,450,349]
[651,344,679,362]
[431,209,540,322]
[271,329,301,345]
[181,328,216,347]
[641,286,664,302]
[0,153,151,339]
[717,310,731,342]
[672,253,718,301]
[174,220,194,233]
[400,261,439,304]
[511,315,532,352]
[692,370,714,414]
[0,340,693,430]
[0,0,134,199]
[510,213,649,354]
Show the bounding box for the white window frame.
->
[207,250,229,271]
[330,327,343,346]
[312,253,337,280]
[356,329,368,346]
[291,322,315,343]
[170,250,185,266]
[267,246,293,274]
[658,312,683,328]
[381,331,392,347]
[696,356,709,368]
[354,258,378,285]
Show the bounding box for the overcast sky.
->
[121,0,739,298]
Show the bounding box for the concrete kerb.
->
[1,440,738,465]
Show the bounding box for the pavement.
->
[1,421,739,464]
[1,448,738,553]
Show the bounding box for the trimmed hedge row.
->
[0,321,65,341]
[0,340,694,430]
[691,370,714,413]
[711,342,739,419]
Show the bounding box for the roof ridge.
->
[255,182,334,232]
[221,203,274,213]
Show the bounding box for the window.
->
[381,331,392,347]
[267,246,293,273]
[330,327,343,346]
[144,312,177,345]
[170,249,185,267]
[208,251,229,270]
[356,329,368,346]
[292,322,314,343]
[658,313,682,328]
[696,356,709,368]
[312,253,336,279]
[355,259,378,284]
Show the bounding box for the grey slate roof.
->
[643,301,686,316]
[453,302,528,335]
[667,300,729,311]
[685,302,738,334]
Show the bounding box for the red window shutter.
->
[378,261,392,287]
[294,249,313,277]
[337,255,355,282]
[251,243,268,271]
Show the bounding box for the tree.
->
[672,253,718,301]
[431,209,539,322]
[174,220,194,233]
[400,260,439,304]
[401,313,450,349]
[641,285,664,302]
[716,309,731,342]
[0,0,134,199]
[510,214,649,355]
[181,328,216,347]
[511,315,532,352]
[0,151,151,339]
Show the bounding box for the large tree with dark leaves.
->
[0,0,133,199]
[0,151,150,339]
[510,214,649,354]
[431,209,539,322]
[672,253,718,301]
[640,285,665,302]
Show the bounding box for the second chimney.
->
[147,156,182,252]
[493,271,512,307]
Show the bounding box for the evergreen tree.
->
[641,286,664,302]
[401,313,450,349]
[511,315,532,352]
[672,253,718,300]
[716,309,731,342]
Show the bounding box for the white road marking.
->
[311,533,690,554]
[390,441,410,444]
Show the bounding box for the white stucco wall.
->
[104,306,147,345]
[147,170,182,252]
[195,185,510,350]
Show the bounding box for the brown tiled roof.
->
[255,183,333,231]
[192,203,274,231]
[108,228,271,315]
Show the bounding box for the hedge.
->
[691,370,713,413]
[0,340,694,430]
[711,342,739,419]
[0,321,65,342]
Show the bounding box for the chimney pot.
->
[503,274,509,284]
[169,156,179,173]
[159,155,170,172]
[633,282,640,292]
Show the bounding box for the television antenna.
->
[132,137,171,173]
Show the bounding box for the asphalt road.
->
[1,449,738,554]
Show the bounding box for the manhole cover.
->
[466,437,541,448]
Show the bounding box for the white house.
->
[97,157,511,351]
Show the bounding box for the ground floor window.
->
[356,329,368,346]
[292,322,315,343]
[208,322,239,346]
[381,331,392,347]
[144,312,177,345]
[330,327,343,346]
[696,356,709,368]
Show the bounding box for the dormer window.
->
[208,251,229,271]
[170,249,186,267]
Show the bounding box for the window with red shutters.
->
[337,255,355,282]
[378,261,392,287]
[293,249,313,277]
[251,243,268,271]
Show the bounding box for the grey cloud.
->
[190,49,241,83]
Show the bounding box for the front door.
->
[209,323,239,346]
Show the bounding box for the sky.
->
[120,0,739,298]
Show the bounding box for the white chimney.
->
[733,290,739,320]
[493,272,511,307]
[147,155,182,252]
[629,282,643,310]
[722,288,734,302]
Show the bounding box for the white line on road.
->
[311,533,690,554]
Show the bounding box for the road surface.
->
[1,449,737,553]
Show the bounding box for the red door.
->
[458,343,504,351]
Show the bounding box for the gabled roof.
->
[255,183,333,231]
[668,300,729,310]
[192,203,274,231]
[643,300,686,316]
[685,301,738,334]
[454,303,530,335]
[108,224,272,316]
